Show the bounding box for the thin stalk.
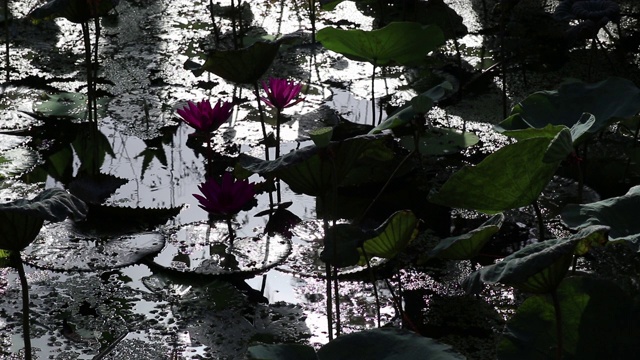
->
[532,201,545,240]
[4,0,9,82]
[332,265,341,337]
[362,246,381,327]
[230,0,238,49]
[275,108,282,203]
[81,22,93,123]
[226,217,235,246]
[252,82,270,161]
[11,252,32,360]
[551,290,563,360]
[324,215,333,341]
[209,0,220,46]
[371,62,376,125]
[358,151,413,223]
[309,0,316,43]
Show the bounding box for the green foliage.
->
[358,210,419,265]
[248,328,465,360]
[317,22,445,66]
[28,0,119,24]
[427,213,504,260]
[562,185,640,252]
[398,128,479,155]
[321,224,365,268]
[497,77,640,142]
[33,92,110,120]
[0,188,87,251]
[429,135,562,214]
[499,277,640,360]
[197,41,280,84]
[239,134,394,197]
[463,226,609,294]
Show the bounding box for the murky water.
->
[1,0,640,358]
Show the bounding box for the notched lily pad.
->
[151,222,292,277]
[78,203,183,233]
[67,173,129,204]
[22,220,165,271]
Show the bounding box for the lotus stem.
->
[275,108,282,203]
[333,265,341,337]
[371,63,376,126]
[551,290,563,360]
[362,245,381,327]
[226,217,235,246]
[81,21,93,123]
[252,82,270,161]
[323,217,333,341]
[11,252,32,360]
[4,0,9,82]
[309,0,316,43]
[532,201,545,240]
[230,0,238,49]
[358,150,413,223]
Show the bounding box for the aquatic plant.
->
[0,188,87,360]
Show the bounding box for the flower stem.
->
[371,62,376,126]
[323,217,333,341]
[253,82,270,161]
[81,21,93,123]
[11,252,32,360]
[4,0,9,82]
[275,108,282,203]
[226,217,235,246]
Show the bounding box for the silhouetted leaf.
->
[428,213,504,260]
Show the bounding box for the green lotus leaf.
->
[248,344,318,360]
[316,327,466,360]
[542,127,573,163]
[463,225,609,294]
[369,81,453,134]
[499,276,640,360]
[0,188,87,251]
[429,136,562,214]
[33,92,110,120]
[497,77,640,142]
[358,210,419,265]
[239,134,393,196]
[428,213,504,260]
[398,128,479,155]
[317,22,445,66]
[321,223,365,268]
[0,249,10,267]
[28,0,119,24]
[198,41,280,84]
[562,185,640,251]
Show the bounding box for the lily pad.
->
[150,222,291,277]
[33,92,110,120]
[317,22,445,66]
[195,41,281,84]
[496,77,640,142]
[499,276,640,360]
[28,0,119,23]
[427,213,504,260]
[562,185,640,251]
[22,221,164,271]
[463,225,609,294]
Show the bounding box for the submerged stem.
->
[11,252,32,360]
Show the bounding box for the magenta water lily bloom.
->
[261,78,304,110]
[177,99,233,133]
[194,172,255,216]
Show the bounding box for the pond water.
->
[1,0,640,359]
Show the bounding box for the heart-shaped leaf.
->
[196,41,280,84]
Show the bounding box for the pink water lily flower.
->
[177,99,233,133]
[193,172,255,216]
[261,78,304,111]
